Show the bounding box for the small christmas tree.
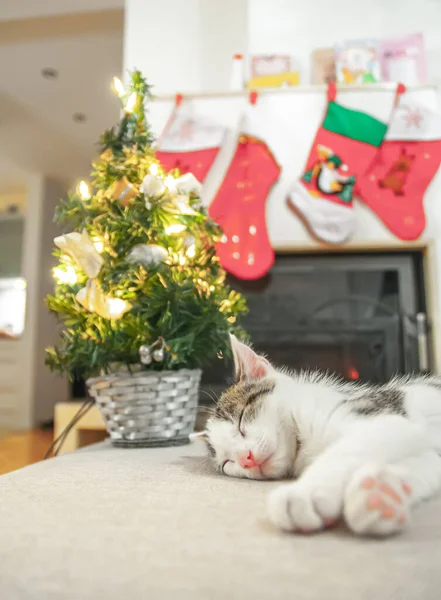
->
[46,71,247,378]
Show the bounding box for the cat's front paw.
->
[344,464,412,537]
[267,482,341,534]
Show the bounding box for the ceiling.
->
[0,4,124,193]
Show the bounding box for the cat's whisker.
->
[198,405,217,415]
[200,389,219,406]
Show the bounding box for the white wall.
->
[124,0,248,94]
[249,0,441,85]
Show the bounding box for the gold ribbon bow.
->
[54,230,131,319]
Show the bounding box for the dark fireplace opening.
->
[201,251,430,404]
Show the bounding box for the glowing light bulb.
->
[165,224,186,235]
[107,298,130,318]
[92,237,104,254]
[124,92,137,113]
[186,244,196,258]
[219,299,231,312]
[112,76,125,97]
[78,181,91,201]
[53,266,78,285]
[149,163,159,176]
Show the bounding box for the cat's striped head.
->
[192,335,296,480]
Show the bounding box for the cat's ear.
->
[189,431,209,443]
[230,334,272,381]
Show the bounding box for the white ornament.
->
[174,172,202,196]
[140,174,166,199]
[127,244,168,267]
[54,230,103,278]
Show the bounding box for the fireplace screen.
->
[201,252,428,401]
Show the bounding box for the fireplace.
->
[200,251,430,403]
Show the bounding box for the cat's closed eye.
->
[222,459,232,474]
[238,409,246,437]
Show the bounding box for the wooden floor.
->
[0,428,54,476]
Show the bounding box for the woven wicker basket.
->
[86,368,202,448]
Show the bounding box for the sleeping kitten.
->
[192,335,441,537]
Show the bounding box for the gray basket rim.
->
[86,367,202,386]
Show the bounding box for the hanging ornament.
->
[107,177,138,207]
[152,346,165,362]
[139,337,166,365]
[54,230,103,278]
[139,344,152,365]
[127,244,168,267]
[140,174,166,198]
[76,280,132,320]
[174,172,202,196]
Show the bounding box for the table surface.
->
[1,441,441,600]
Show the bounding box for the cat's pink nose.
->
[238,450,259,469]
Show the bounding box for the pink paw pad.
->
[323,517,337,528]
[360,475,411,522]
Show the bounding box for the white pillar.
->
[123,0,249,94]
[18,175,69,429]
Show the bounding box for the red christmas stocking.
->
[156,100,226,182]
[357,100,441,240]
[287,84,388,244]
[209,101,281,280]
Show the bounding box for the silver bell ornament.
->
[139,337,166,365]
[153,347,165,362]
[139,344,152,365]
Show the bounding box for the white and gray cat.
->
[192,335,441,537]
